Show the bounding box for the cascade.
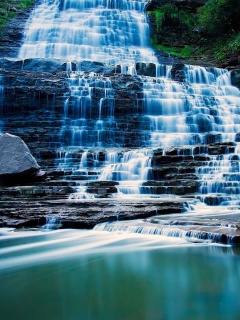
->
[99,148,153,196]
[18,0,156,65]
[17,0,240,207]
[60,72,116,147]
[42,213,62,229]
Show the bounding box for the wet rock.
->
[135,62,156,77]
[231,69,240,89]
[235,133,240,142]
[0,197,188,229]
[208,142,236,155]
[0,6,35,58]
[171,63,186,82]
[145,214,240,245]
[0,133,40,185]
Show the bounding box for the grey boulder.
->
[0,133,39,176]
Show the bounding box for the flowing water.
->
[1,1,240,318]
[17,0,240,203]
[1,228,240,320]
[18,0,156,64]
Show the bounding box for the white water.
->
[18,0,240,205]
[145,67,240,147]
[60,72,116,147]
[18,0,156,65]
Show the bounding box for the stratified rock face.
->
[0,133,39,176]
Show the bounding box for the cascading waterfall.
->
[18,0,240,208]
[145,66,240,147]
[18,0,157,65]
[60,72,116,147]
[99,148,153,196]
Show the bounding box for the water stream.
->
[1,1,240,317]
[1,229,240,320]
[17,0,240,204]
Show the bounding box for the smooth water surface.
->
[1,229,240,320]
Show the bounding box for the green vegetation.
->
[0,0,36,35]
[198,0,240,61]
[153,44,193,58]
[147,0,240,63]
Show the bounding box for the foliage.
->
[154,44,193,58]
[198,0,240,60]
[198,0,240,35]
[148,0,240,61]
[147,3,179,32]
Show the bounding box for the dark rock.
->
[136,62,156,77]
[208,142,236,155]
[0,5,37,58]
[236,133,240,142]
[0,197,188,229]
[231,69,240,89]
[171,63,186,82]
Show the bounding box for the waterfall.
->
[99,148,153,196]
[42,215,62,229]
[18,0,157,65]
[60,72,116,147]
[94,220,238,244]
[144,67,240,147]
[18,0,240,206]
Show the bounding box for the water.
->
[1,228,240,320]
[17,0,240,204]
[60,72,116,147]
[42,215,62,229]
[1,2,239,319]
[18,0,156,65]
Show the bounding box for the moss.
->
[154,44,193,58]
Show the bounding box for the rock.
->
[236,132,240,142]
[231,69,240,89]
[0,5,36,58]
[135,62,156,77]
[0,133,40,184]
[146,0,206,11]
[171,63,186,82]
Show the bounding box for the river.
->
[1,228,240,320]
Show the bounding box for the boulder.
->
[0,133,40,183]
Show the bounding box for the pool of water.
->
[1,229,240,320]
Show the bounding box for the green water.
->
[1,229,240,320]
